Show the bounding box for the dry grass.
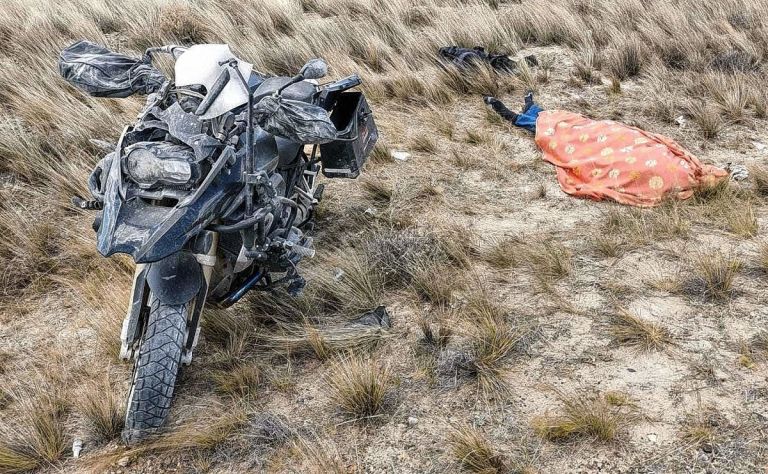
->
[94,404,248,469]
[410,134,438,154]
[326,355,392,420]
[418,313,453,349]
[360,176,393,204]
[411,262,456,308]
[682,249,743,301]
[314,252,384,316]
[368,143,393,164]
[601,203,690,247]
[79,374,123,443]
[758,241,768,273]
[483,236,521,268]
[678,409,728,451]
[606,34,645,80]
[448,425,507,473]
[459,288,533,400]
[259,320,392,359]
[532,391,638,442]
[608,308,673,351]
[0,387,67,472]
[573,43,602,84]
[290,435,348,474]
[685,100,725,140]
[751,165,768,196]
[0,0,767,470]
[521,241,573,283]
[211,363,262,399]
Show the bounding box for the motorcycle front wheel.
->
[121,296,187,444]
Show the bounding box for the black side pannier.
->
[319,92,378,179]
[58,40,165,98]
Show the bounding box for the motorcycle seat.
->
[252,76,317,104]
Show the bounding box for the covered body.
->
[534,111,728,207]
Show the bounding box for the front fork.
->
[118,232,219,366]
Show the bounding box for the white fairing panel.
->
[174,44,252,120]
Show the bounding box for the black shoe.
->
[483,95,498,106]
[523,91,534,112]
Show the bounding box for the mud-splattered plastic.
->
[58,40,165,98]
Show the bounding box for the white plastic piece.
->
[391,151,411,161]
[72,439,83,458]
[175,44,252,120]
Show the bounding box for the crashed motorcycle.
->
[58,42,378,443]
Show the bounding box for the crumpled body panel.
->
[58,40,165,98]
[253,95,337,144]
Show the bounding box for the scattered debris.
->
[725,163,749,181]
[675,115,687,127]
[438,46,537,73]
[72,439,83,458]
[348,306,391,328]
[391,150,411,161]
[117,456,130,467]
[753,141,767,152]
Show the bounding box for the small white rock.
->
[647,433,658,443]
[753,141,767,151]
[407,416,418,427]
[391,151,411,161]
[117,456,130,467]
[675,115,687,127]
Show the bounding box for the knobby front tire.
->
[122,297,187,444]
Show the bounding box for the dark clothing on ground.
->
[484,94,542,133]
[438,46,537,73]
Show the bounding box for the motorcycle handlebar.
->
[144,45,187,62]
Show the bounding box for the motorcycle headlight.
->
[124,148,193,188]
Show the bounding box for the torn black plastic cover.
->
[253,95,338,144]
[58,40,165,98]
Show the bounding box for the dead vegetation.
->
[681,249,743,301]
[532,390,639,442]
[608,308,673,351]
[448,425,507,473]
[0,0,767,471]
[0,386,67,473]
[326,355,393,420]
[79,374,124,443]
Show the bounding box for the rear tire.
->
[122,297,187,444]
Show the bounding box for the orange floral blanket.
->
[534,110,727,207]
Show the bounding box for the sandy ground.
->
[2,42,768,473]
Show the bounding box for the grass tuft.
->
[682,250,742,301]
[609,308,673,351]
[326,355,392,420]
[0,388,67,472]
[448,425,506,473]
[80,375,123,443]
[483,236,521,268]
[211,363,262,399]
[522,241,573,282]
[532,390,637,442]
